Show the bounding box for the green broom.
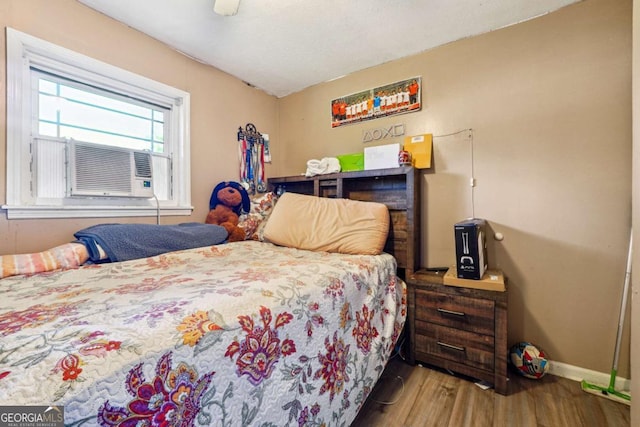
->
[580,232,632,406]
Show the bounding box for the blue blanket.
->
[74,223,228,263]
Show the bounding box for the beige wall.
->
[631,0,638,424]
[0,0,278,255]
[276,0,633,377]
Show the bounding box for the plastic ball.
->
[509,342,549,379]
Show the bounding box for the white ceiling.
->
[77,0,580,98]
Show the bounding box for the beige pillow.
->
[263,192,389,255]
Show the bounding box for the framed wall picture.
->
[331,77,421,128]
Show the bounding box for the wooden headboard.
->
[267,166,420,278]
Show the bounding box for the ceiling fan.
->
[214,0,240,16]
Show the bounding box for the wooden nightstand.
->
[407,269,508,395]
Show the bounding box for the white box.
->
[364,143,400,170]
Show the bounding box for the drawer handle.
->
[437,308,466,317]
[437,341,466,352]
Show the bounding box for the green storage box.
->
[337,153,365,172]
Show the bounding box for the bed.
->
[0,168,418,426]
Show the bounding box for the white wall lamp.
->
[214,0,241,16]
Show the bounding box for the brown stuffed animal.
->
[205,181,250,242]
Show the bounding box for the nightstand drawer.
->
[415,289,495,335]
[414,321,495,372]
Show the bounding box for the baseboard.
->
[548,360,631,391]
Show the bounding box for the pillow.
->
[238,191,278,241]
[263,192,389,255]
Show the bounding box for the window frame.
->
[4,27,192,219]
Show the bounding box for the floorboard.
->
[351,357,630,427]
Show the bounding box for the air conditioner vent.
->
[68,141,154,198]
[133,151,152,178]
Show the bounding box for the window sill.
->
[1,205,194,220]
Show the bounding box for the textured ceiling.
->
[77,0,580,98]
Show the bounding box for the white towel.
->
[305,157,341,177]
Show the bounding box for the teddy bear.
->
[205,181,250,242]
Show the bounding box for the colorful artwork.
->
[331,77,421,127]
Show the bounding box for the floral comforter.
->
[0,241,406,426]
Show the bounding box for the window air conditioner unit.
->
[68,141,154,198]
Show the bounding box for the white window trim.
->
[3,27,193,219]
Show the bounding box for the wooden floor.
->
[351,357,630,427]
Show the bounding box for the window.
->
[4,28,192,219]
[35,69,167,153]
